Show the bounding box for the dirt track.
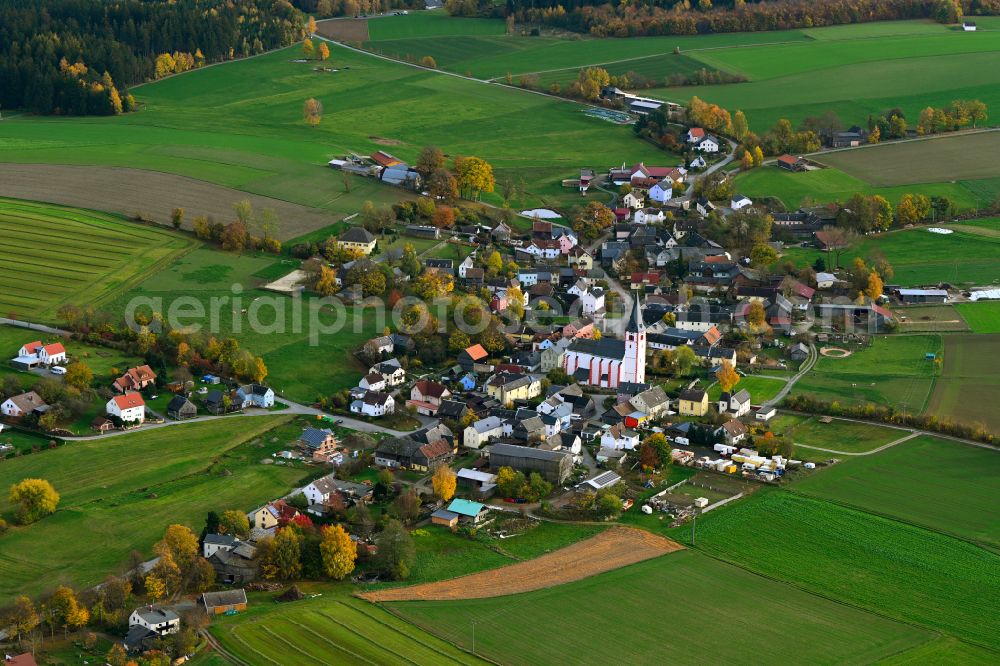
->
[0,163,339,241]
[361,527,683,602]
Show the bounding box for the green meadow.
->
[692,490,1000,648]
[956,301,1000,333]
[768,413,904,453]
[0,198,196,320]
[926,333,1000,434]
[794,435,1000,548]
[0,43,664,213]
[387,549,932,665]
[0,416,307,603]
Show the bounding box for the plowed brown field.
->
[362,526,683,602]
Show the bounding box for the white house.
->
[686,127,706,143]
[371,359,406,386]
[730,194,753,211]
[567,278,589,297]
[202,533,239,559]
[458,256,475,279]
[816,272,837,289]
[622,191,644,210]
[690,155,707,169]
[579,288,605,316]
[716,418,749,445]
[600,423,640,450]
[648,179,674,204]
[107,393,145,424]
[129,607,180,637]
[697,135,720,153]
[359,372,387,392]
[464,415,505,449]
[351,391,394,417]
[526,239,562,260]
[963,21,977,31]
[718,389,752,418]
[13,341,67,368]
[634,208,666,225]
[1,391,47,418]
[237,384,274,408]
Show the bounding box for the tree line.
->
[0,0,306,115]
[494,0,991,38]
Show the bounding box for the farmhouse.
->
[336,227,377,255]
[237,384,274,409]
[1,391,48,418]
[686,127,705,143]
[126,606,179,652]
[208,543,258,585]
[832,131,862,148]
[113,365,156,392]
[488,442,573,484]
[776,154,806,171]
[107,393,145,424]
[375,436,453,471]
[408,379,451,415]
[695,135,720,153]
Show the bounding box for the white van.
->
[50,365,67,375]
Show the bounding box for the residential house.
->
[253,499,299,531]
[491,221,512,243]
[107,393,145,424]
[11,341,66,370]
[464,415,505,448]
[237,384,275,409]
[566,246,593,269]
[730,194,752,210]
[485,372,542,406]
[375,436,453,471]
[692,345,737,367]
[408,380,451,415]
[648,179,674,203]
[540,338,571,372]
[359,372,386,392]
[302,473,373,507]
[351,391,395,417]
[690,155,707,169]
[447,498,490,525]
[128,606,179,638]
[336,227,377,255]
[579,288,605,316]
[622,191,644,209]
[112,365,157,393]
[686,127,706,143]
[364,335,394,357]
[696,135,720,153]
[525,239,562,260]
[718,389,752,418]
[629,385,671,419]
[1,391,47,418]
[488,442,573,484]
[789,342,810,361]
[203,533,239,559]
[371,359,406,386]
[600,423,640,450]
[166,395,197,420]
[677,388,709,416]
[298,427,338,458]
[634,208,666,225]
[716,418,749,445]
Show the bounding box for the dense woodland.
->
[0,0,305,115]
[448,0,1000,36]
[289,0,423,17]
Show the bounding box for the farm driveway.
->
[0,164,340,240]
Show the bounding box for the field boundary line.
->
[338,600,478,665]
[201,629,252,666]
[379,604,503,666]
[314,608,422,665]
[793,431,920,456]
[261,623,371,664]
[224,625,282,666]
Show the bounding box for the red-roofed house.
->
[18,341,42,356]
[776,154,806,171]
[113,365,157,393]
[459,344,489,370]
[107,392,145,424]
[686,127,706,143]
[13,340,66,369]
[408,380,452,415]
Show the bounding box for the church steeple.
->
[625,294,645,334]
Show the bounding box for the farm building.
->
[488,443,573,484]
[405,224,439,239]
[832,131,863,147]
[166,395,197,420]
[896,288,948,304]
[776,154,806,171]
[201,589,248,614]
[431,509,459,528]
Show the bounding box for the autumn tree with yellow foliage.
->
[715,360,740,394]
[304,98,323,126]
[9,478,60,525]
[432,464,457,502]
[320,525,358,579]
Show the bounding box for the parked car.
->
[50,366,67,375]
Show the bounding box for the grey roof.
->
[133,607,179,625]
[167,395,195,412]
[489,443,571,463]
[204,533,239,547]
[679,388,706,401]
[339,227,375,243]
[309,473,370,497]
[125,624,156,650]
[472,416,504,433]
[202,589,248,608]
[567,337,627,361]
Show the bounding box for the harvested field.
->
[927,333,1000,434]
[894,304,971,332]
[814,131,1000,187]
[316,18,370,43]
[0,164,340,241]
[362,527,681,602]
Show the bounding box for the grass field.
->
[692,490,1000,648]
[106,247,376,402]
[926,333,1000,433]
[735,164,996,213]
[211,585,488,666]
[0,416,307,602]
[955,301,1000,333]
[706,375,786,403]
[894,304,972,333]
[791,334,942,411]
[0,42,663,216]
[778,225,1000,286]
[386,549,932,665]
[769,413,904,453]
[794,435,1000,548]
[0,198,196,320]
[814,132,1000,189]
